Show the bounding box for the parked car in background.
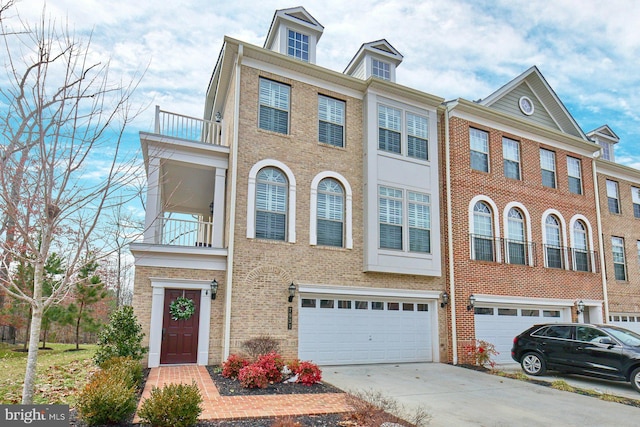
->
[511,323,640,392]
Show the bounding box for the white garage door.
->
[299,296,433,365]
[474,306,568,363]
[609,314,640,334]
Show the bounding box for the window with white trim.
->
[506,208,526,265]
[378,105,401,153]
[407,113,428,160]
[607,180,620,214]
[545,215,563,268]
[632,187,640,218]
[470,128,489,172]
[316,178,344,247]
[599,140,613,161]
[378,186,402,249]
[567,157,582,195]
[612,236,626,280]
[287,29,309,61]
[378,187,431,253]
[502,137,521,180]
[372,59,390,80]
[572,220,589,272]
[408,192,431,253]
[472,201,494,261]
[259,78,290,134]
[255,168,287,240]
[540,149,556,189]
[318,95,345,147]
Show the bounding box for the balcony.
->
[154,106,225,146]
[468,234,598,273]
[160,217,214,247]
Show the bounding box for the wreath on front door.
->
[169,296,196,321]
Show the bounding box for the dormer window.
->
[288,29,309,62]
[372,59,391,80]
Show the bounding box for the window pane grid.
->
[319,96,345,147]
[612,237,626,280]
[317,178,344,247]
[407,113,428,160]
[259,79,289,134]
[256,168,287,240]
[372,59,391,80]
[408,191,431,253]
[287,30,309,61]
[540,149,556,188]
[470,128,489,172]
[503,138,520,180]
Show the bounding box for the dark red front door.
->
[160,289,200,364]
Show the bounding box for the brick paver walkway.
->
[134,365,352,422]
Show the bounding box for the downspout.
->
[592,153,609,322]
[223,43,243,360]
[444,103,458,364]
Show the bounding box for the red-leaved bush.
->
[221,354,250,379]
[255,352,285,382]
[238,364,269,389]
[286,359,301,375]
[295,361,322,386]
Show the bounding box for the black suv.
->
[511,323,640,393]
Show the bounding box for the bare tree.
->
[0,3,143,403]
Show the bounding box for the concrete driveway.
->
[322,363,640,426]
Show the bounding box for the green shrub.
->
[137,383,203,427]
[100,356,144,388]
[94,305,148,366]
[77,369,137,426]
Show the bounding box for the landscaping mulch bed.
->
[206,365,344,396]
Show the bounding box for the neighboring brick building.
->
[130,6,639,368]
[442,67,604,363]
[591,126,640,334]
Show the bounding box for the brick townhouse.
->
[590,126,640,334]
[131,6,637,368]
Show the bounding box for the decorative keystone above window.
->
[518,96,534,115]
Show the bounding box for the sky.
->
[7,0,640,167]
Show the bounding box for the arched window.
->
[545,215,563,268]
[572,221,589,272]
[506,208,526,265]
[473,201,494,261]
[255,167,287,240]
[317,178,344,247]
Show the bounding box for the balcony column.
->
[212,167,226,247]
[143,157,163,244]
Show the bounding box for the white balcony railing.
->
[160,217,214,247]
[154,106,224,145]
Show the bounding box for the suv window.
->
[576,326,609,343]
[534,325,572,339]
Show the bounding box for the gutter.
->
[444,102,458,364]
[592,155,609,322]
[223,43,243,360]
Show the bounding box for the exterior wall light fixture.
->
[210,279,218,300]
[441,291,449,308]
[577,300,585,315]
[288,282,296,303]
[467,294,476,311]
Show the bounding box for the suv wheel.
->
[631,367,640,393]
[521,352,546,376]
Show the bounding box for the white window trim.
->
[502,202,533,266]
[247,159,297,243]
[468,195,502,262]
[309,171,353,249]
[568,215,596,272]
[286,28,310,62]
[541,209,569,270]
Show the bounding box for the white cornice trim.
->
[298,284,441,299]
[472,294,576,307]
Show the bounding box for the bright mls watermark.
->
[1,405,68,426]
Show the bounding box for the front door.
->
[160,289,200,364]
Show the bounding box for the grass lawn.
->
[0,342,99,406]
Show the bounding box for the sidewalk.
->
[134,365,352,422]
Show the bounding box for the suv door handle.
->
[576,346,583,351]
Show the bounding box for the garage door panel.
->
[475,306,567,364]
[299,295,433,365]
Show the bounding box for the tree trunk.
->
[23,307,32,351]
[75,302,84,351]
[22,303,42,404]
